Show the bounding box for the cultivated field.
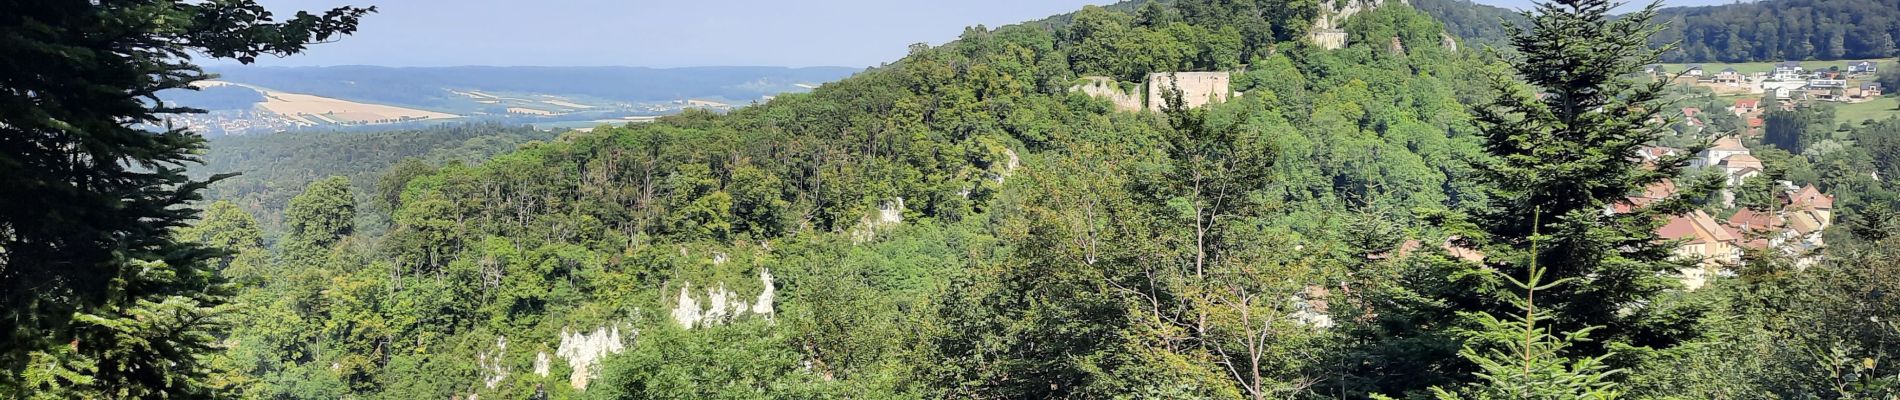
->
[201,80,461,125]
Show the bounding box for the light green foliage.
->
[163,0,1900,398]
[284,176,358,249]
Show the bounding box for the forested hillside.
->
[1653,0,1900,62]
[192,122,556,236]
[1417,0,1900,63]
[152,0,1900,399]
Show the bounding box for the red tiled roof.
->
[1659,216,1702,243]
[1641,179,1678,200]
[1712,136,1748,151]
[1790,184,1834,209]
[1728,208,1785,232]
[1690,210,1737,243]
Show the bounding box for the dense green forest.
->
[1652,0,1900,63]
[180,0,1900,399]
[1416,0,1900,63]
[190,123,557,237]
[7,0,1900,398]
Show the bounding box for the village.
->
[1654,60,1883,104]
[1631,137,1835,289]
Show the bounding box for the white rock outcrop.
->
[533,351,551,378]
[669,268,778,329]
[555,326,629,390]
[476,336,509,390]
[671,284,702,327]
[851,197,907,243]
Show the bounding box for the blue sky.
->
[232,0,1746,68]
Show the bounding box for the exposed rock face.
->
[671,284,702,327]
[477,336,510,390]
[533,351,551,378]
[555,326,629,390]
[1071,76,1144,112]
[669,268,778,329]
[1311,30,1349,50]
[1146,72,1232,113]
[1309,0,1407,50]
[850,197,906,243]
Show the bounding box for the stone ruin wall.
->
[1146,72,1232,113]
[1071,76,1144,112]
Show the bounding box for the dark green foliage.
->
[192,122,555,236]
[1468,0,1693,349]
[1424,0,1900,63]
[1411,0,1527,49]
[0,0,370,396]
[1428,229,1625,399]
[1339,0,1712,396]
[1763,107,1838,155]
[151,0,1900,398]
[1651,0,1900,63]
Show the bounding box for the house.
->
[1772,61,1805,80]
[1848,61,1878,74]
[1730,98,1760,116]
[1719,154,1764,207]
[1763,86,1793,99]
[1681,107,1705,128]
[1635,146,1681,164]
[1644,64,1667,75]
[1813,87,1847,102]
[1713,67,1743,84]
[1808,78,1846,89]
[1851,82,1884,99]
[1693,136,1750,168]
[1659,210,1743,289]
[1686,64,1705,78]
[1789,184,1835,224]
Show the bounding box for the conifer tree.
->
[1461,0,1700,354]
[0,2,371,396]
[1431,216,1625,399]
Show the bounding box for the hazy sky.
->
[230,0,1743,68]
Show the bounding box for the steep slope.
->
[196,2,1497,398]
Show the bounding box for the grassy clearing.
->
[1834,96,1900,125]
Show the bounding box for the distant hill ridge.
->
[206,65,861,110]
[1412,0,1900,63]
